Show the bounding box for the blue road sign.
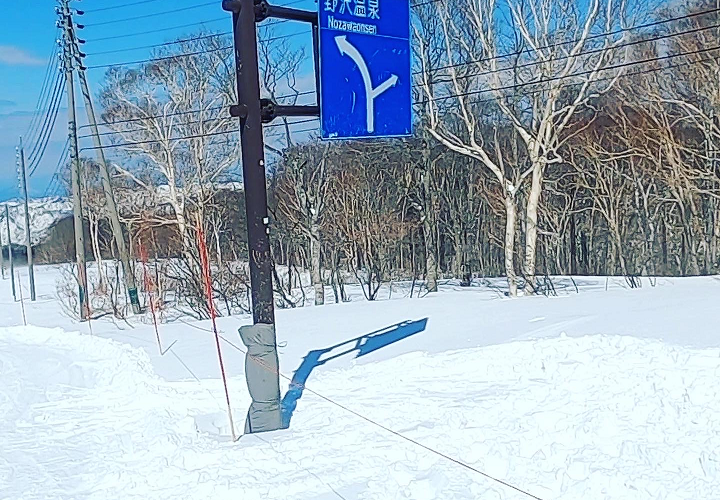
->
[318,0,412,139]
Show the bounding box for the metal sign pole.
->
[222,0,320,434]
[224,0,276,326]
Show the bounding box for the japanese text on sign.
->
[324,0,380,20]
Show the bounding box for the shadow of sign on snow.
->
[281,318,429,428]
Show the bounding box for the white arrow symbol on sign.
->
[335,35,399,134]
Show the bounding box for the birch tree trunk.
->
[422,144,438,293]
[423,213,438,293]
[505,195,518,297]
[524,163,543,293]
[310,224,324,306]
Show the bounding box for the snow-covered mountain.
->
[0,183,242,249]
[0,197,72,247]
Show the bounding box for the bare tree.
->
[275,141,331,305]
[99,34,237,249]
[421,0,628,294]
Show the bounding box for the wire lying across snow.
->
[173,316,545,499]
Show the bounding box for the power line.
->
[26,78,66,176]
[41,138,69,197]
[85,18,228,43]
[79,106,225,130]
[79,90,314,130]
[78,115,230,140]
[86,32,228,56]
[418,5,720,75]
[74,1,717,152]
[83,17,289,44]
[83,17,293,44]
[87,44,231,70]
[28,112,65,178]
[78,128,239,151]
[82,0,311,42]
[84,29,310,67]
[24,44,60,138]
[424,20,720,87]
[418,44,720,113]
[78,118,319,152]
[25,75,64,164]
[28,98,64,179]
[421,43,720,105]
[82,2,218,28]
[80,2,720,74]
[79,114,320,141]
[78,46,720,151]
[42,139,70,198]
[24,68,61,151]
[83,1,708,79]
[23,37,61,145]
[284,123,319,135]
[83,0,165,13]
[411,0,442,7]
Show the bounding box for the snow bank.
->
[2,325,719,499]
[279,334,720,499]
[0,326,197,500]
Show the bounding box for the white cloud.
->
[0,45,45,66]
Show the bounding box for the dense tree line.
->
[266,0,720,303]
[58,0,719,315]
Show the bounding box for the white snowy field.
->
[1,265,720,499]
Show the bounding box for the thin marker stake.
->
[214,333,544,500]
[196,216,237,442]
[139,241,164,354]
[17,271,26,326]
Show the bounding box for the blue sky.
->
[0,0,318,202]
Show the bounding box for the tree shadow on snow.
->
[281,318,429,428]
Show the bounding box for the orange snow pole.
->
[139,240,164,355]
[196,216,237,441]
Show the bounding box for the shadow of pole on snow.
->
[281,318,429,428]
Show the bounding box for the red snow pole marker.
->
[196,216,237,441]
[138,240,163,355]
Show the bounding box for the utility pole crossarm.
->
[224,0,320,126]
[230,102,319,124]
[254,1,317,24]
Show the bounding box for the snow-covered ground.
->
[1,265,720,499]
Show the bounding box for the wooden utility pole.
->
[0,206,5,280]
[5,204,16,300]
[17,137,36,301]
[69,21,141,314]
[62,0,89,320]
